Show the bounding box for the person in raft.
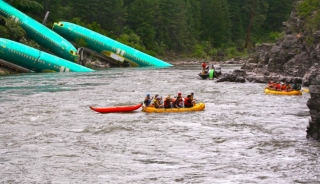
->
[292,82,301,90]
[286,82,293,92]
[144,93,152,107]
[274,82,282,91]
[174,96,184,109]
[267,80,274,89]
[201,63,209,74]
[184,95,194,108]
[190,92,196,106]
[281,82,287,91]
[164,95,172,108]
[151,94,159,106]
[153,97,163,108]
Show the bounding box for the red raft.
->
[90,103,143,113]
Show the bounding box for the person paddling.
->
[144,94,152,107]
[184,95,194,108]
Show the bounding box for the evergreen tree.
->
[34,0,74,22]
[228,0,246,48]
[156,0,192,52]
[128,0,159,49]
[185,0,201,42]
[5,0,43,12]
[3,0,298,57]
[243,0,268,48]
[103,0,127,37]
[200,0,231,47]
[262,0,294,33]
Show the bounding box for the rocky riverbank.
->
[217,0,320,141]
[217,0,320,85]
[306,67,320,140]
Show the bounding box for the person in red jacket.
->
[174,96,183,109]
[184,95,194,108]
[201,63,209,74]
[275,82,281,91]
[281,82,287,91]
[164,95,172,108]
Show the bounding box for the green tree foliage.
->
[297,0,320,17]
[309,12,320,31]
[0,16,9,38]
[242,0,268,48]
[200,0,231,48]
[117,33,156,56]
[0,17,40,49]
[19,38,40,49]
[75,38,87,47]
[228,0,246,48]
[37,0,73,22]
[4,18,26,41]
[0,25,9,38]
[182,0,201,55]
[5,0,43,12]
[262,0,294,32]
[2,0,301,59]
[156,0,193,52]
[297,0,320,32]
[128,0,159,49]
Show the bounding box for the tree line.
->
[0,0,306,60]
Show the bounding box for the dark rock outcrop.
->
[306,67,320,140]
[228,0,320,141]
[216,69,246,83]
[237,1,319,86]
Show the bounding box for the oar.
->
[301,88,309,93]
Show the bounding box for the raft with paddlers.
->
[142,103,205,113]
[264,88,302,95]
[198,63,221,80]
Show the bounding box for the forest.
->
[0,0,319,61]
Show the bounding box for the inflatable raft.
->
[90,103,143,113]
[142,103,205,113]
[264,88,302,95]
[198,73,209,79]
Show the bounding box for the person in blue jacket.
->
[144,94,152,106]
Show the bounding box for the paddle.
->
[302,88,309,93]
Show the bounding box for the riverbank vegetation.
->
[0,0,310,61]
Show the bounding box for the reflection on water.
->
[0,65,319,183]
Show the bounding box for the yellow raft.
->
[142,103,205,113]
[264,88,302,95]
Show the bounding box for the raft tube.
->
[90,103,143,113]
[198,73,209,79]
[264,88,302,95]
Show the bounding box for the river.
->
[0,64,319,184]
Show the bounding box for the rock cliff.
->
[237,1,320,141]
[240,3,320,85]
